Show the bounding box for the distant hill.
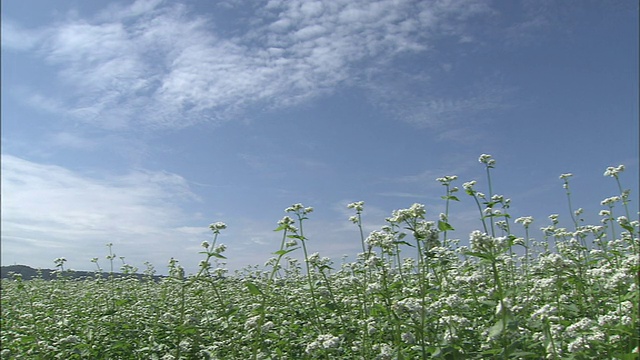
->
[1,265,166,281]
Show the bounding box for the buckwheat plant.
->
[348,201,367,254]
[479,154,497,236]
[53,257,67,274]
[285,203,321,327]
[436,175,459,243]
[604,164,639,354]
[246,215,300,359]
[514,216,534,276]
[464,180,490,235]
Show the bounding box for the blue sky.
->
[2,0,638,275]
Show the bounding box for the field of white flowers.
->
[1,155,638,359]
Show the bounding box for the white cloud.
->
[0,154,361,274]
[0,154,205,273]
[0,20,45,51]
[6,0,498,131]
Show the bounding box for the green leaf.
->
[488,319,505,338]
[211,253,227,259]
[245,281,263,296]
[613,352,640,360]
[438,220,455,231]
[273,248,298,256]
[101,308,116,316]
[114,298,130,307]
[395,240,414,247]
[317,264,333,271]
[464,251,493,261]
[510,351,538,358]
[324,302,338,311]
[441,195,460,202]
[621,223,635,233]
[480,300,497,307]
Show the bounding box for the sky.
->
[2,0,638,276]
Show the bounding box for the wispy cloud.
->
[365,68,515,129]
[4,0,500,131]
[47,132,98,150]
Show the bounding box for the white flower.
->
[604,164,624,177]
[617,216,629,226]
[388,203,426,223]
[601,196,621,206]
[319,334,340,349]
[436,175,458,184]
[261,321,275,332]
[515,216,534,227]
[531,304,557,321]
[209,222,227,232]
[278,216,295,226]
[285,203,304,212]
[377,343,393,359]
[58,335,80,345]
[566,317,595,337]
[401,332,416,344]
[469,230,493,253]
[347,201,364,212]
[244,315,260,330]
[306,334,340,353]
[306,252,320,265]
[479,154,496,166]
[286,203,313,214]
[462,180,477,191]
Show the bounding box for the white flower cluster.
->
[305,334,341,353]
[603,164,624,177]
[388,203,426,223]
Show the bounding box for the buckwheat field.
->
[2,155,638,359]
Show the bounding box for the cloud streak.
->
[4,0,500,131]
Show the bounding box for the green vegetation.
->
[1,155,638,359]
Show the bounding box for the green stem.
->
[444,184,451,242]
[357,212,366,254]
[411,224,428,359]
[296,214,322,330]
[486,166,496,237]
[491,259,508,359]
[472,194,489,234]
